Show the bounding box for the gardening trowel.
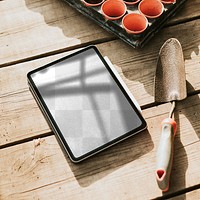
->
[155,38,187,192]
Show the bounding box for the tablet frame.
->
[27,46,147,162]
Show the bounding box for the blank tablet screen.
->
[29,47,145,160]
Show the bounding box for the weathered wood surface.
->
[0,0,200,66]
[169,189,200,200]
[1,0,200,199]
[0,94,200,199]
[1,15,200,146]
[1,17,200,100]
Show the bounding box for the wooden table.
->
[1,0,200,199]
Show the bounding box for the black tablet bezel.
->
[27,46,147,162]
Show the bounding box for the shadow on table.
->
[24,0,106,47]
[66,129,153,187]
[160,81,200,199]
[162,111,188,199]
[117,30,200,198]
[30,40,154,187]
[119,16,200,107]
[24,0,200,191]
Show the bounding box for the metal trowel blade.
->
[155,38,187,103]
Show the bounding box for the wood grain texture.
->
[0,20,200,100]
[1,17,200,102]
[169,0,200,24]
[1,0,200,199]
[0,90,51,146]
[169,189,200,200]
[0,94,200,199]
[1,17,200,146]
[0,0,110,66]
[0,0,199,66]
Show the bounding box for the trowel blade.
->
[155,38,187,103]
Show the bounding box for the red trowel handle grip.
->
[155,118,177,192]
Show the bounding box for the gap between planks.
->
[0,37,116,69]
[1,89,200,150]
[1,14,200,69]
[153,184,200,200]
[0,132,53,150]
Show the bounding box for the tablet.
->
[27,46,147,162]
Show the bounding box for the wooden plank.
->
[0,51,74,97]
[99,19,200,106]
[0,85,194,147]
[1,83,200,153]
[1,18,200,146]
[0,95,200,199]
[0,90,51,146]
[0,0,111,66]
[169,0,200,24]
[0,0,199,66]
[1,18,200,103]
[168,189,200,200]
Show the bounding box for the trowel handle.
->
[155,118,177,192]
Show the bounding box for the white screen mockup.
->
[30,48,142,158]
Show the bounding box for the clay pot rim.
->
[138,0,164,19]
[123,0,140,5]
[161,0,176,4]
[82,0,105,7]
[101,0,127,21]
[122,13,148,34]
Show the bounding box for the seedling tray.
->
[63,0,187,48]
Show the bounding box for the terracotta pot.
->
[161,0,176,4]
[101,0,127,20]
[122,13,148,34]
[82,0,105,7]
[139,0,164,19]
[123,0,140,5]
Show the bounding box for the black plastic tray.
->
[63,0,187,48]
